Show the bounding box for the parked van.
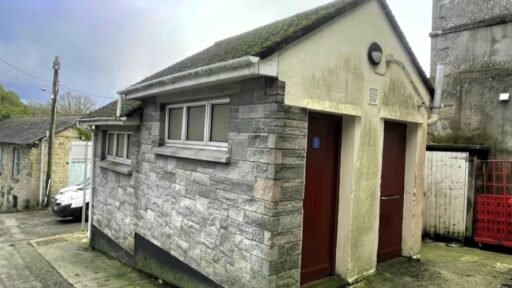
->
[52,181,90,221]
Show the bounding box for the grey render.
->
[430,0,512,157]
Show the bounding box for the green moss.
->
[430,132,491,145]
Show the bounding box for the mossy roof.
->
[131,0,433,95]
[81,100,141,119]
[0,116,79,145]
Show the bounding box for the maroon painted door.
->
[301,113,341,285]
[377,122,407,263]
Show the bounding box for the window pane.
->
[187,106,205,141]
[210,103,229,142]
[116,134,125,158]
[126,135,131,160]
[107,133,115,156]
[168,108,183,140]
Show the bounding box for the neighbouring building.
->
[0,116,82,211]
[81,0,434,286]
[430,0,512,158]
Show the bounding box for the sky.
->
[0,0,432,105]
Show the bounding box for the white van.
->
[52,181,90,221]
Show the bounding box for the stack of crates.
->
[474,160,512,247]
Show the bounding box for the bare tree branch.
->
[56,91,97,115]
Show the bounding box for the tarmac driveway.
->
[0,210,81,288]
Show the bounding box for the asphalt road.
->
[0,210,81,288]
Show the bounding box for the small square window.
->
[106,132,131,163]
[165,99,229,147]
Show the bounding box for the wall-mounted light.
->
[368,42,383,66]
[499,93,510,103]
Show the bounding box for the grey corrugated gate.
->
[423,151,469,240]
[68,141,92,186]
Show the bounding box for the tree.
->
[56,91,97,115]
[26,101,51,117]
[0,85,29,119]
[26,91,98,116]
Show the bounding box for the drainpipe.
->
[88,126,96,240]
[116,94,123,118]
[39,133,48,208]
[427,64,445,125]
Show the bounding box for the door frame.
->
[301,111,342,282]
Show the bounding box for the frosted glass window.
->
[210,104,229,142]
[187,106,205,141]
[116,134,125,157]
[107,133,115,156]
[126,135,131,159]
[168,108,183,140]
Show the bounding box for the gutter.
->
[77,116,140,126]
[118,55,278,99]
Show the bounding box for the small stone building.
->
[430,0,512,158]
[0,116,81,211]
[82,0,434,287]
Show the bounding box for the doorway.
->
[301,113,341,285]
[377,121,407,263]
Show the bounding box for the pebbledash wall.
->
[0,128,80,211]
[92,78,309,287]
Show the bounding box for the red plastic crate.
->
[474,194,512,246]
[474,161,512,247]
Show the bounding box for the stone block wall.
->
[0,144,34,211]
[0,127,82,211]
[92,77,309,287]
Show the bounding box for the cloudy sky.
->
[0,0,432,105]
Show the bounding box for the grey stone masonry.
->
[92,77,308,288]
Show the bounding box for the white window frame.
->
[106,132,132,164]
[13,147,20,177]
[165,98,229,149]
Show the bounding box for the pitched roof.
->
[81,100,141,120]
[132,0,434,95]
[0,116,79,145]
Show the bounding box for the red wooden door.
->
[377,122,407,262]
[301,113,341,285]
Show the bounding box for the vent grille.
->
[368,87,378,105]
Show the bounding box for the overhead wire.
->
[0,56,115,99]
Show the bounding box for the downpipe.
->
[427,64,445,125]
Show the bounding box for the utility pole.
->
[44,56,60,207]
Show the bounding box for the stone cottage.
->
[81,0,434,286]
[430,0,512,158]
[0,116,81,211]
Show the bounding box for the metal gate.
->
[68,141,92,186]
[424,151,469,239]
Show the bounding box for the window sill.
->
[153,145,230,163]
[99,160,132,175]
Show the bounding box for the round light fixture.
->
[368,42,383,66]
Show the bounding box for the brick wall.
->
[92,77,309,287]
